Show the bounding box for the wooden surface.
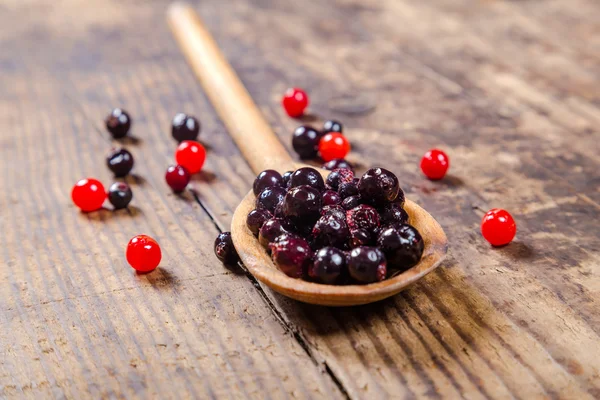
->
[0,0,599,398]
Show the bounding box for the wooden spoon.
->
[167,3,448,306]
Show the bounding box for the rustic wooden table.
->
[1,0,599,398]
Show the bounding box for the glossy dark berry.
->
[341,195,362,210]
[421,149,450,180]
[259,218,295,248]
[71,178,107,212]
[282,170,294,187]
[309,247,346,284]
[349,229,372,248]
[172,113,200,142]
[292,126,322,159]
[175,140,206,174]
[289,167,325,191]
[321,205,346,220]
[126,235,161,273]
[326,168,354,191]
[319,133,350,162]
[214,232,240,265]
[256,186,286,213]
[346,204,380,232]
[282,185,322,223]
[380,203,409,227]
[253,169,284,196]
[322,190,342,206]
[323,158,353,171]
[323,120,343,134]
[246,209,272,236]
[312,213,350,248]
[282,88,309,118]
[105,108,131,139]
[269,233,312,278]
[165,165,191,193]
[377,224,424,271]
[481,209,516,246]
[358,167,400,206]
[106,148,134,177]
[348,247,387,283]
[338,181,359,199]
[108,182,133,210]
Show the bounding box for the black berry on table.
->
[165,164,191,193]
[106,147,134,177]
[358,167,400,206]
[326,168,354,191]
[377,224,424,271]
[323,120,343,134]
[270,233,312,278]
[348,246,387,283]
[172,113,200,142]
[292,125,322,159]
[105,108,131,139]
[258,218,295,249]
[341,195,362,210]
[309,247,346,284]
[108,182,133,210]
[255,186,286,213]
[312,213,350,248]
[288,167,325,192]
[323,158,353,171]
[214,232,240,265]
[322,190,342,206]
[246,208,273,236]
[346,204,380,232]
[253,169,284,196]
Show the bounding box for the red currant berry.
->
[481,208,516,247]
[126,235,162,273]
[319,133,350,162]
[420,149,450,180]
[282,88,309,118]
[165,165,191,193]
[175,140,206,174]
[71,178,107,212]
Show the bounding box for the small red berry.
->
[420,149,450,180]
[481,208,516,247]
[71,178,107,212]
[165,165,191,193]
[175,140,206,174]
[319,133,350,162]
[126,235,162,273]
[282,88,309,118]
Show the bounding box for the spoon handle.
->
[167,3,295,174]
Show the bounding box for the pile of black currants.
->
[246,166,424,285]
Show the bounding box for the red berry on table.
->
[165,165,191,193]
[420,149,450,180]
[282,88,309,118]
[71,178,107,212]
[481,208,516,246]
[175,140,206,174]
[319,133,350,162]
[126,235,162,273]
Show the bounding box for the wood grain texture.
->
[0,0,599,399]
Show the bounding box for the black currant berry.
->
[348,246,387,283]
[172,113,200,142]
[270,233,312,278]
[376,224,424,271]
[309,247,346,284]
[108,182,133,210]
[246,208,273,236]
[358,167,400,206]
[214,232,240,264]
[105,108,131,139]
[106,148,134,177]
[288,167,325,191]
[292,126,322,159]
[253,169,284,196]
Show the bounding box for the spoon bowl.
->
[231,166,448,306]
